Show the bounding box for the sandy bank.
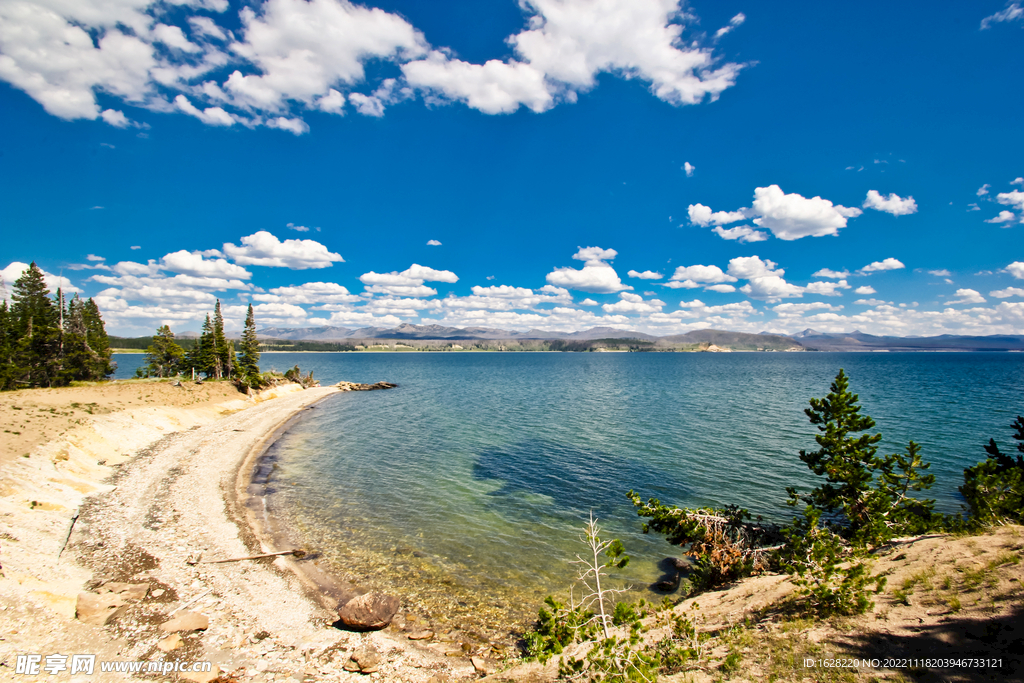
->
[0,381,480,682]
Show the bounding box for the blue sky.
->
[1,0,1023,337]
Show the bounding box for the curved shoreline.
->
[230,388,365,612]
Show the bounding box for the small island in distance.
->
[111,324,1024,354]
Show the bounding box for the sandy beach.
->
[0,381,485,682]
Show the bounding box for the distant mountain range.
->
[255,324,1024,351]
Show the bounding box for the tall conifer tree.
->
[238,304,260,385]
[213,300,232,379]
[11,262,60,387]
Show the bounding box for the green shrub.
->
[959,416,1024,526]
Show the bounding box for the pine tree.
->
[82,298,114,378]
[787,369,935,545]
[11,262,61,387]
[960,416,1024,525]
[145,325,186,378]
[0,299,15,390]
[237,304,261,386]
[186,314,217,379]
[213,300,233,379]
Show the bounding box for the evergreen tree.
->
[0,299,15,390]
[145,325,186,378]
[186,314,217,379]
[786,369,935,545]
[213,300,233,379]
[11,262,61,387]
[960,416,1024,525]
[82,298,114,377]
[237,304,261,386]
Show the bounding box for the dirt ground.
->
[0,380,244,466]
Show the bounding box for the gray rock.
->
[336,592,399,631]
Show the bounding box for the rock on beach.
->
[336,591,400,631]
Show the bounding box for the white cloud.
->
[726,255,782,279]
[579,298,598,306]
[427,239,442,246]
[287,223,309,232]
[316,88,346,114]
[863,190,917,216]
[1,261,82,300]
[711,225,768,243]
[986,210,1017,224]
[152,23,202,53]
[854,285,876,295]
[174,95,235,126]
[402,52,553,115]
[683,162,695,177]
[602,292,664,314]
[670,264,736,283]
[805,280,850,296]
[546,246,631,293]
[1014,177,1024,186]
[86,254,104,262]
[223,231,344,269]
[1006,262,1024,279]
[189,16,227,41]
[991,287,1024,298]
[981,2,1024,29]
[628,270,663,280]
[266,116,310,135]
[948,288,986,305]
[996,190,1024,211]
[859,258,905,273]
[687,203,745,226]
[661,280,699,289]
[927,269,951,277]
[160,250,251,279]
[714,12,746,39]
[773,302,841,315]
[254,281,360,305]
[739,276,804,302]
[854,298,889,306]
[471,285,534,298]
[751,185,862,240]
[813,268,850,279]
[130,246,141,250]
[359,263,458,297]
[704,284,736,293]
[100,109,130,127]
[977,184,991,196]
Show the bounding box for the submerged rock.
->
[335,381,397,392]
[336,592,400,631]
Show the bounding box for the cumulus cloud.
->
[546,246,632,293]
[928,269,951,277]
[981,2,1024,29]
[977,184,991,196]
[854,298,889,306]
[579,298,598,306]
[174,95,235,126]
[996,190,1024,211]
[704,284,736,293]
[773,302,842,315]
[1006,262,1024,279]
[661,280,700,289]
[739,276,804,302]
[601,292,664,314]
[986,211,1017,224]
[947,288,986,305]
[718,225,770,242]
[863,190,918,216]
[726,256,783,280]
[813,268,850,279]
[687,203,746,226]
[683,162,695,177]
[628,270,664,280]
[160,250,251,279]
[427,239,442,246]
[991,287,1024,298]
[750,185,862,240]
[1,261,82,299]
[223,231,344,269]
[471,285,535,298]
[359,263,458,297]
[859,258,905,273]
[805,280,850,296]
[254,281,361,305]
[670,264,736,283]
[855,285,876,295]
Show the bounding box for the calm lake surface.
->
[117,351,1024,636]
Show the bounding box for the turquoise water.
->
[113,351,1024,636]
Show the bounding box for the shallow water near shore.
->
[124,351,1024,637]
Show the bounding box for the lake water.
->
[115,351,1024,638]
